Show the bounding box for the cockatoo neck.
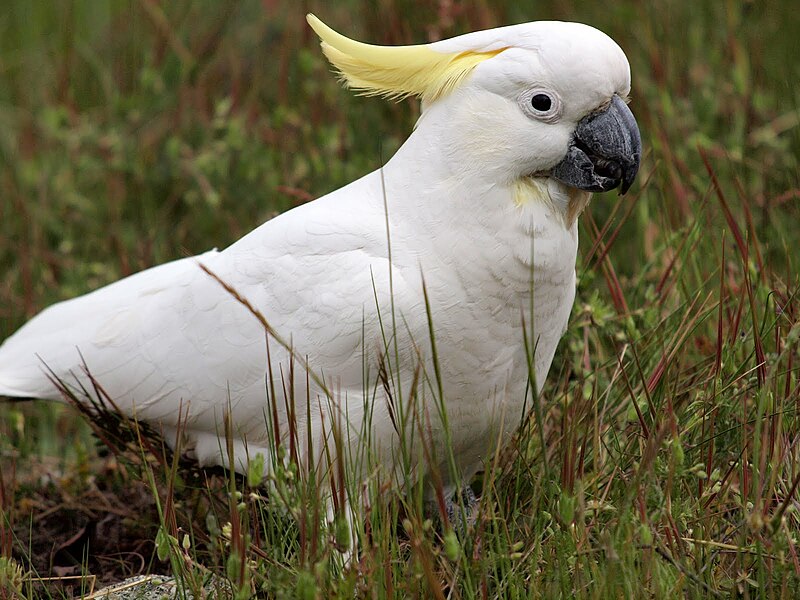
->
[382,103,590,229]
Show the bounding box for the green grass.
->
[2,1,800,597]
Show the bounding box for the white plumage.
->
[0,17,639,500]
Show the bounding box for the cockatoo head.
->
[308,15,641,196]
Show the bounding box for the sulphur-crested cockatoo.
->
[0,16,639,512]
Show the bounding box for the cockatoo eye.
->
[531,93,552,112]
[518,89,562,123]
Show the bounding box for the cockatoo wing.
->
[0,176,405,439]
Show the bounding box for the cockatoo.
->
[0,16,639,523]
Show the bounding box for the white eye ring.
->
[518,89,562,123]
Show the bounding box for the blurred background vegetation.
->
[1,0,797,320]
[1,0,800,597]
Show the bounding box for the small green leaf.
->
[155,526,171,562]
[226,552,241,583]
[334,514,351,551]
[295,570,317,600]
[672,437,685,467]
[558,494,575,525]
[247,453,265,487]
[443,530,460,561]
[639,523,653,545]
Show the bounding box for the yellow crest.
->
[307,14,506,103]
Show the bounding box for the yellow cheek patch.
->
[513,177,591,228]
[307,14,506,103]
[513,177,549,207]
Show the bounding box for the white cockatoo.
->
[0,16,639,513]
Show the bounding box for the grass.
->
[1,0,800,597]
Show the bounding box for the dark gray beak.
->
[551,94,641,195]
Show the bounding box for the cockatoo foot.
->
[427,484,479,538]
